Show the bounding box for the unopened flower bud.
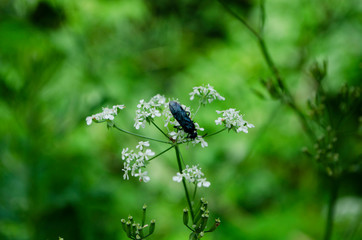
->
[121,219,127,233]
[207,218,221,232]
[183,208,189,226]
[128,215,134,224]
[199,214,209,231]
[149,219,156,235]
[126,221,132,237]
[132,223,137,235]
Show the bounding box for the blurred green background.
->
[0,0,361,239]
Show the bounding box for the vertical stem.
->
[175,145,195,221]
[218,0,316,141]
[324,177,339,240]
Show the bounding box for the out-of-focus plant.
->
[218,1,361,239]
[86,85,254,239]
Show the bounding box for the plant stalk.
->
[175,145,195,222]
[324,177,339,240]
[113,124,171,144]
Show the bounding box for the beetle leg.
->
[173,125,183,131]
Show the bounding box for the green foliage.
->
[0,0,361,240]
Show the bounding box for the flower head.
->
[134,169,151,183]
[190,84,225,105]
[121,141,155,182]
[134,94,167,129]
[172,165,211,188]
[215,108,254,133]
[86,105,125,125]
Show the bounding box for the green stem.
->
[147,145,175,162]
[218,1,316,141]
[217,0,260,37]
[194,103,202,118]
[192,183,198,201]
[204,127,228,138]
[113,124,171,144]
[151,120,170,139]
[259,0,266,33]
[175,145,195,222]
[323,177,339,240]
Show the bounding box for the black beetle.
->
[169,101,197,139]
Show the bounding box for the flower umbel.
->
[172,165,210,188]
[85,85,253,238]
[121,141,155,182]
[215,108,255,133]
[86,105,125,125]
[134,94,167,129]
[190,84,225,105]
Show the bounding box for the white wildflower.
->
[172,172,183,182]
[172,165,210,188]
[134,94,166,129]
[121,141,154,182]
[197,178,211,188]
[134,169,151,183]
[86,105,125,125]
[136,141,150,150]
[189,84,225,105]
[193,136,208,148]
[215,108,255,133]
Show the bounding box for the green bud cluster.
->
[312,132,340,176]
[305,61,361,177]
[184,198,221,240]
[121,205,155,240]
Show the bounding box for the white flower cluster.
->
[189,84,225,105]
[121,141,155,182]
[172,165,211,188]
[86,105,125,125]
[215,108,255,133]
[134,94,167,129]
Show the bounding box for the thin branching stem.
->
[151,120,170,139]
[217,0,259,37]
[218,0,316,141]
[204,127,228,138]
[175,145,195,221]
[148,145,175,162]
[113,124,172,144]
[192,183,198,201]
[218,2,341,239]
[259,0,266,33]
[193,103,202,118]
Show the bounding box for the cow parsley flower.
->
[172,165,210,188]
[121,141,155,182]
[190,84,225,105]
[86,105,125,125]
[134,94,167,129]
[136,141,150,150]
[215,108,255,133]
[134,169,151,183]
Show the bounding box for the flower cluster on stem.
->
[86,105,124,125]
[134,94,167,129]
[190,84,225,105]
[121,141,155,182]
[173,165,211,188]
[215,108,255,133]
[86,84,255,239]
